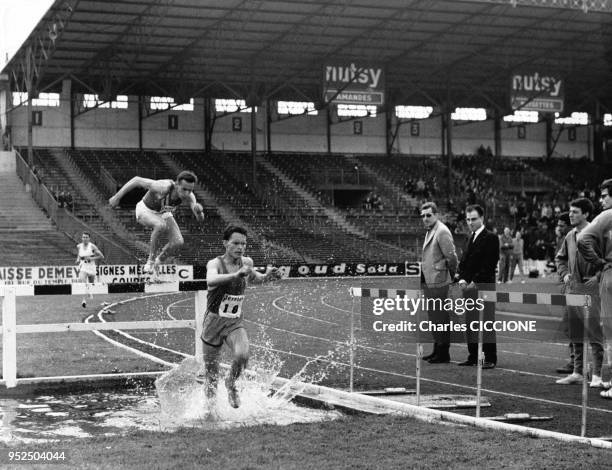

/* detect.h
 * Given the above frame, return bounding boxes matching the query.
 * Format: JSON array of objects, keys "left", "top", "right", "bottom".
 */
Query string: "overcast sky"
[{"left": 0, "top": 0, "right": 54, "bottom": 66}]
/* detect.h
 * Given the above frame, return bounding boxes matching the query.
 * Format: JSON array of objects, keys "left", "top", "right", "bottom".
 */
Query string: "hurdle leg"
[
  {"left": 416, "top": 343, "right": 422, "bottom": 406},
  {"left": 349, "top": 295, "right": 355, "bottom": 393},
  {"left": 581, "top": 304, "right": 590, "bottom": 437},
  {"left": 195, "top": 290, "right": 207, "bottom": 362},
  {"left": 476, "top": 304, "right": 484, "bottom": 418},
  {"left": 2, "top": 288, "right": 17, "bottom": 388}
]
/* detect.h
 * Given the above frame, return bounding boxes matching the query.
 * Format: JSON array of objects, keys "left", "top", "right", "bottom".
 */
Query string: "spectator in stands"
[
  {"left": 108, "top": 170, "right": 205, "bottom": 275},
  {"left": 415, "top": 177, "right": 426, "bottom": 196},
  {"left": 509, "top": 199, "right": 518, "bottom": 223},
  {"left": 555, "top": 198, "right": 604, "bottom": 387},
  {"left": 65, "top": 192, "right": 74, "bottom": 211},
  {"left": 1, "top": 130, "right": 9, "bottom": 150},
  {"left": 58, "top": 190, "right": 66, "bottom": 208},
  {"left": 363, "top": 192, "right": 373, "bottom": 210},
  {"left": 498, "top": 227, "right": 513, "bottom": 283},
  {"left": 372, "top": 193, "right": 383, "bottom": 211}
]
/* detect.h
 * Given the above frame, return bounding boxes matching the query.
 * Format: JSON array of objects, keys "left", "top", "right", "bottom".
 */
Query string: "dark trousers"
[
  {"left": 498, "top": 251, "right": 512, "bottom": 282},
  {"left": 422, "top": 284, "right": 451, "bottom": 358},
  {"left": 464, "top": 286, "right": 497, "bottom": 364}
]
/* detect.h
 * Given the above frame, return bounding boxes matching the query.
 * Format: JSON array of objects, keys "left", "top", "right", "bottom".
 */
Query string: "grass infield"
[{"left": 0, "top": 414, "right": 610, "bottom": 469}]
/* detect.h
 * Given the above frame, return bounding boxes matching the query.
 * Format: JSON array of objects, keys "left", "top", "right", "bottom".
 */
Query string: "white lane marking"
[
  {"left": 320, "top": 296, "right": 570, "bottom": 356},
  {"left": 88, "top": 293, "right": 189, "bottom": 366},
  {"left": 103, "top": 293, "right": 607, "bottom": 416},
  {"left": 247, "top": 344, "right": 612, "bottom": 415},
  {"left": 272, "top": 295, "right": 339, "bottom": 326},
  {"left": 166, "top": 299, "right": 564, "bottom": 380}
]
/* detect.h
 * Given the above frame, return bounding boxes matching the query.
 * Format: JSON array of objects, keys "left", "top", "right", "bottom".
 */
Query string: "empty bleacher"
[
  {"left": 0, "top": 170, "right": 75, "bottom": 266},
  {"left": 0, "top": 230, "right": 76, "bottom": 266}
]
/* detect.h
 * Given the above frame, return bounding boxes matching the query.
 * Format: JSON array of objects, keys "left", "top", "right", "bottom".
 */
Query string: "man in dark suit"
[
  {"left": 420, "top": 202, "right": 458, "bottom": 363},
  {"left": 456, "top": 204, "right": 499, "bottom": 368}
]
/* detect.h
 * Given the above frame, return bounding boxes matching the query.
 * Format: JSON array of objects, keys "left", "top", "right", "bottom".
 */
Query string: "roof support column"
[
  {"left": 137, "top": 95, "right": 143, "bottom": 151},
  {"left": 266, "top": 99, "right": 272, "bottom": 154},
  {"left": 593, "top": 100, "right": 603, "bottom": 163},
  {"left": 69, "top": 81, "right": 75, "bottom": 150},
  {"left": 441, "top": 103, "right": 453, "bottom": 189},
  {"left": 326, "top": 107, "right": 332, "bottom": 155},
  {"left": 203, "top": 97, "right": 212, "bottom": 156},
  {"left": 25, "top": 46, "right": 34, "bottom": 166},
  {"left": 385, "top": 104, "right": 393, "bottom": 157},
  {"left": 249, "top": 99, "right": 258, "bottom": 188},
  {"left": 446, "top": 106, "right": 453, "bottom": 189},
  {"left": 494, "top": 108, "right": 501, "bottom": 158},
  {"left": 545, "top": 114, "right": 553, "bottom": 159}
]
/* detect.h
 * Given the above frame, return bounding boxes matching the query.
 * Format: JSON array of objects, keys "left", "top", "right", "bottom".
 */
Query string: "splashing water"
[
  {"left": 272, "top": 342, "right": 348, "bottom": 402},
  {"left": 154, "top": 353, "right": 342, "bottom": 431}
]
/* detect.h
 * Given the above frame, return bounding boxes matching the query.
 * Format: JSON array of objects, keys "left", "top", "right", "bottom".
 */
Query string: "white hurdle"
[
  {"left": 0, "top": 281, "right": 207, "bottom": 388},
  {"left": 349, "top": 287, "right": 593, "bottom": 436}
]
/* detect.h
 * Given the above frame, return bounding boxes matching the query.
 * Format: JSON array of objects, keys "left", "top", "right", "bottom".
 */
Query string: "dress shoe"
[
  {"left": 422, "top": 351, "right": 437, "bottom": 361},
  {"left": 481, "top": 361, "right": 496, "bottom": 369},
  {"left": 556, "top": 363, "right": 574, "bottom": 374},
  {"left": 457, "top": 360, "right": 477, "bottom": 366},
  {"left": 427, "top": 355, "right": 450, "bottom": 364}
]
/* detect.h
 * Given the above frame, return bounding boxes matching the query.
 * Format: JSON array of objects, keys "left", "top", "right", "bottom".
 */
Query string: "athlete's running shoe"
[
  {"left": 143, "top": 259, "right": 154, "bottom": 274},
  {"left": 225, "top": 377, "right": 240, "bottom": 408}
]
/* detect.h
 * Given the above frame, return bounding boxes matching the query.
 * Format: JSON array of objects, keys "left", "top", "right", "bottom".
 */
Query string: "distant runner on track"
[{"left": 75, "top": 231, "right": 104, "bottom": 308}]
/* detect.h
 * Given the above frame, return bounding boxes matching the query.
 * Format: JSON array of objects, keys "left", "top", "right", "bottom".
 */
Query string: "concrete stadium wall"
[{"left": 6, "top": 93, "right": 590, "bottom": 158}]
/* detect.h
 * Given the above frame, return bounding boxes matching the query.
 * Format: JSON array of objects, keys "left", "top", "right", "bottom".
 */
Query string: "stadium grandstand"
[
  {"left": 3, "top": 0, "right": 612, "bottom": 466},
  {"left": 2, "top": 0, "right": 612, "bottom": 266}
]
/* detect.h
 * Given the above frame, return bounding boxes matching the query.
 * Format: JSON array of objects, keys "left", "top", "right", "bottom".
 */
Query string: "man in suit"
[
  {"left": 420, "top": 202, "right": 459, "bottom": 363},
  {"left": 456, "top": 204, "right": 499, "bottom": 369}
]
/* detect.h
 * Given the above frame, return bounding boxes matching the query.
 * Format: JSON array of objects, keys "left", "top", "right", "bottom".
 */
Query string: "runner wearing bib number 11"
[{"left": 198, "top": 225, "right": 282, "bottom": 408}]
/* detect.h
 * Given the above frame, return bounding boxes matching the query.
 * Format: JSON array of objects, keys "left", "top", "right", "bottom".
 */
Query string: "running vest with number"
[
  {"left": 142, "top": 182, "right": 182, "bottom": 213},
  {"left": 78, "top": 243, "right": 94, "bottom": 262},
  {"left": 207, "top": 256, "right": 247, "bottom": 318}
]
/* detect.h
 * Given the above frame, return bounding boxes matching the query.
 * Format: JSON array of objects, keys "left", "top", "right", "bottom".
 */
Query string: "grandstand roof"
[{"left": 4, "top": 0, "right": 612, "bottom": 112}]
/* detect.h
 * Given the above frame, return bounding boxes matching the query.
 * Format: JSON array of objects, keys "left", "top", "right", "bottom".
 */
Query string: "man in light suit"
[
  {"left": 420, "top": 202, "right": 459, "bottom": 363},
  {"left": 456, "top": 204, "right": 499, "bottom": 368}
]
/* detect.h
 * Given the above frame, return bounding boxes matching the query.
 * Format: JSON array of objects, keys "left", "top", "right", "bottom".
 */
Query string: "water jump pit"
[
  {"left": 0, "top": 356, "right": 499, "bottom": 444},
  {"left": 0, "top": 358, "right": 346, "bottom": 443}
]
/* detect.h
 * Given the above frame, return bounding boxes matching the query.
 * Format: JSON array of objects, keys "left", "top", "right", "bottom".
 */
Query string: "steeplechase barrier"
[
  {"left": 349, "top": 287, "right": 594, "bottom": 437},
  {"left": 0, "top": 281, "right": 207, "bottom": 389}
]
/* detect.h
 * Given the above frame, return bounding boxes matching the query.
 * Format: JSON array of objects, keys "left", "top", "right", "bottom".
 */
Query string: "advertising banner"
[{"left": 323, "top": 63, "right": 385, "bottom": 105}]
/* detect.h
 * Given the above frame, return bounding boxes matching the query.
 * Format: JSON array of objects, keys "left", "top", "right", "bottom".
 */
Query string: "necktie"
[{"left": 468, "top": 232, "right": 476, "bottom": 248}]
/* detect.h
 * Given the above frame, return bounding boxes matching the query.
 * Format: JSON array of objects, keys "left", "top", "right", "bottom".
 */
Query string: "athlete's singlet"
[
  {"left": 142, "top": 181, "right": 182, "bottom": 214},
  {"left": 207, "top": 256, "right": 247, "bottom": 318},
  {"left": 78, "top": 243, "right": 97, "bottom": 276}
]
